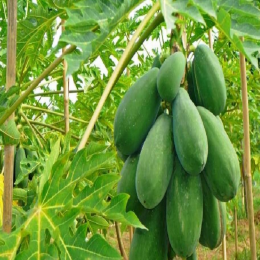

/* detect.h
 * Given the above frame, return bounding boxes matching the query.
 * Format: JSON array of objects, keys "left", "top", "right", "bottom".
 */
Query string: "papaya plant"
[{"left": 0, "top": 0, "right": 260, "bottom": 259}]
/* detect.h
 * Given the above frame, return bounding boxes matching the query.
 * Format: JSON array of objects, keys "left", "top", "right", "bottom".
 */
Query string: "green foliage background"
[{"left": 0, "top": 0, "right": 259, "bottom": 259}]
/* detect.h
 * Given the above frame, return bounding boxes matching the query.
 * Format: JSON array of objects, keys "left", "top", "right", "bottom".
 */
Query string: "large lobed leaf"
[
  {"left": 160, "top": 0, "right": 260, "bottom": 67},
  {"left": 0, "top": 141, "right": 144, "bottom": 259},
  {"left": 59, "top": 0, "right": 145, "bottom": 75}
]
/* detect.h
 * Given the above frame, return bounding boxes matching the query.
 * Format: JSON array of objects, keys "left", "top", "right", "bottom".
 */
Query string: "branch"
[
  {"left": 77, "top": 4, "right": 163, "bottom": 150},
  {"left": 0, "top": 45, "right": 76, "bottom": 126},
  {"left": 22, "top": 104, "right": 87, "bottom": 124},
  {"left": 29, "top": 89, "right": 84, "bottom": 97},
  {"left": 20, "top": 111, "right": 43, "bottom": 149},
  {"left": 26, "top": 120, "right": 79, "bottom": 140},
  {"left": 115, "top": 222, "right": 128, "bottom": 260}
]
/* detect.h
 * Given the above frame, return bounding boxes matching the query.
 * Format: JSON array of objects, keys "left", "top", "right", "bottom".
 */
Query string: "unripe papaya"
[
  {"left": 157, "top": 52, "right": 186, "bottom": 102},
  {"left": 114, "top": 68, "right": 161, "bottom": 155},
  {"left": 198, "top": 106, "right": 240, "bottom": 201},
  {"left": 192, "top": 45, "right": 226, "bottom": 115},
  {"left": 166, "top": 159, "right": 203, "bottom": 258},
  {"left": 136, "top": 113, "right": 174, "bottom": 209},
  {"left": 129, "top": 199, "right": 168, "bottom": 260},
  {"left": 200, "top": 175, "right": 226, "bottom": 249},
  {"left": 117, "top": 154, "right": 143, "bottom": 216},
  {"left": 172, "top": 88, "right": 208, "bottom": 175}
]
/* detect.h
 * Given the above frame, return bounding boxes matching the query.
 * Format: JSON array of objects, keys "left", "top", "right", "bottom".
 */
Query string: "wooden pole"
[
  {"left": 239, "top": 38, "right": 257, "bottom": 260},
  {"left": 115, "top": 222, "right": 128, "bottom": 260},
  {"left": 234, "top": 207, "right": 238, "bottom": 259},
  {"left": 222, "top": 234, "right": 227, "bottom": 260},
  {"left": 62, "top": 20, "right": 70, "bottom": 134},
  {"left": 3, "top": 0, "right": 17, "bottom": 233},
  {"left": 208, "top": 29, "right": 213, "bottom": 50}
]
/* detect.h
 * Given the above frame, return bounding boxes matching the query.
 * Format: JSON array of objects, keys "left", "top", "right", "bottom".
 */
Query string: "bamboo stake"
[
  {"left": 208, "top": 29, "right": 213, "bottom": 50},
  {"left": 222, "top": 234, "right": 227, "bottom": 260},
  {"left": 62, "top": 20, "right": 70, "bottom": 134},
  {"left": 115, "top": 222, "right": 128, "bottom": 260},
  {"left": 239, "top": 38, "right": 257, "bottom": 260},
  {"left": 235, "top": 207, "right": 238, "bottom": 259},
  {"left": 3, "top": 0, "right": 17, "bottom": 233},
  {"left": 77, "top": 4, "right": 162, "bottom": 150}
]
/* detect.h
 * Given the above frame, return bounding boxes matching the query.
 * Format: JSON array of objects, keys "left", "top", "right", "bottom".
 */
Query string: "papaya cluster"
[{"left": 114, "top": 44, "right": 240, "bottom": 259}]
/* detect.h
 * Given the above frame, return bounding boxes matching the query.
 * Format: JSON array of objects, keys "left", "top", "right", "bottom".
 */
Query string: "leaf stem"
[
  {"left": 0, "top": 45, "right": 76, "bottom": 126},
  {"left": 20, "top": 110, "right": 43, "bottom": 149},
  {"left": 25, "top": 120, "right": 80, "bottom": 140},
  {"left": 29, "top": 89, "right": 84, "bottom": 97},
  {"left": 22, "top": 104, "right": 87, "bottom": 124},
  {"left": 77, "top": 3, "right": 163, "bottom": 150}
]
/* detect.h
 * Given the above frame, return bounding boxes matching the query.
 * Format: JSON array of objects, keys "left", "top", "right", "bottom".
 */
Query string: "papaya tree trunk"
[
  {"left": 3, "top": 0, "right": 17, "bottom": 233},
  {"left": 239, "top": 38, "right": 257, "bottom": 260}
]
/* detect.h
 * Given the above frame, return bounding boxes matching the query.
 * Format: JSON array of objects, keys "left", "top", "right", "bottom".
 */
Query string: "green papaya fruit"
[
  {"left": 152, "top": 55, "right": 161, "bottom": 69},
  {"left": 197, "top": 106, "right": 240, "bottom": 201},
  {"left": 129, "top": 199, "right": 168, "bottom": 260},
  {"left": 187, "top": 251, "right": 197, "bottom": 260},
  {"left": 157, "top": 52, "right": 186, "bottom": 102},
  {"left": 172, "top": 88, "right": 208, "bottom": 175},
  {"left": 192, "top": 45, "right": 226, "bottom": 115},
  {"left": 114, "top": 68, "right": 161, "bottom": 155},
  {"left": 200, "top": 175, "right": 226, "bottom": 249},
  {"left": 136, "top": 114, "right": 174, "bottom": 209},
  {"left": 117, "top": 154, "right": 143, "bottom": 215},
  {"left": 14, "top": 148, "right": 27, "bottom": 188},
  {"left": 166, "top": 159, "right": 203, "bottom": 258}
]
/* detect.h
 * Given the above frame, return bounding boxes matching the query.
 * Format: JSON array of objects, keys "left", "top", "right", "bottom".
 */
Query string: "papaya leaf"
[
  {"left": 0, "top": 120, "right": 20, "bottom": 145},
  {"left": 59, "top": 0, "right": 145, "bottom": 75},
  {"left": 0, "top": 147, "right": 135, "bottom": 259}
]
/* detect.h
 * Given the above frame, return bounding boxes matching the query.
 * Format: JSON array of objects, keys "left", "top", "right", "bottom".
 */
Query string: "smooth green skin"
[
  {"left": 198, "top": 106, "right": 240, "bottom": 202},
  {"left": 193, "top": 45, "right": 227, "bottom": 115},
  {"left": 152, "top": 55, "right": 161, "bottom": 69},
  {"left": 157, "top": 52, "right": 186, "bottom": 102},
  {"left": 172, "top": 88, "right": 208, "bottom": 175},
  {"left": 136, "top": 114, "right": 174, "bottom": 209},
  {"left": 187, "top": 252, "right": 197, "bottom": 260},
  {"left": 114, "top": 68, "right": 161, "bottom": 155},
  {"left": 117, "top": 154, "right": 144, "bottom": 216},
  {"left": 166, "top": 159, "right": 203, "bottom": 258},
  {"left": 14, "top": 148, "right": 27, "bottom": 188},
  {"left": 200, "top": 175, "right": 226, "bottom": 249},
  {"left": 129, "top": 199, "right": 168, "bottom": 260}
]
